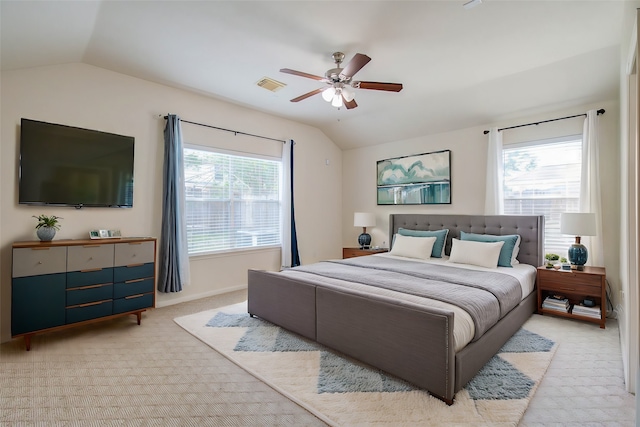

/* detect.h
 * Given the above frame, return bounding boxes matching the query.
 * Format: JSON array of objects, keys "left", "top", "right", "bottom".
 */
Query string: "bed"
[{"left": 247, "top": 214, "right": 544, "bottom": 404}]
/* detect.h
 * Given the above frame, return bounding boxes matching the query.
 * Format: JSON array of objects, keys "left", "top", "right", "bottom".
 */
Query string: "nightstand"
[
  {"left": 536, "top": 266, "right": 606, "bottom": 328},
  {"left": 343, "top": 247, "right": 388, "bottom": 259}
]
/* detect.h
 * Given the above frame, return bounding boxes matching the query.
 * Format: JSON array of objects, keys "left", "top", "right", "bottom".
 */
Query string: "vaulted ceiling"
[{"left": 0, "top": 1, "right": 626, "bottom": 149}]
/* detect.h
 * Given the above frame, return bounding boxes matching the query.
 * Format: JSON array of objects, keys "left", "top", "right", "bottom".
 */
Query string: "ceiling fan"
[{"left": 280, "top": 52, "right": 403, "bottom": 110}]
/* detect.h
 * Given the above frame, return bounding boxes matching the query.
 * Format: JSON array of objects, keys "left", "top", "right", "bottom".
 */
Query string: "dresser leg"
[
  {"left": 136, "top": 312, "right": 142, "bottom": 325},
  {"left": 24, "top": 334, "right": 32, "bottom": 351}
]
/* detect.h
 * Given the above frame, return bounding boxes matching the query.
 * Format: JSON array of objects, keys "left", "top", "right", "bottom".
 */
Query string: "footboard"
[
  {"left": 247, "top": 269, "right": 316, "bottom": 340},
  {"left": 248, "top": 268, "right": 458, "bottom": 403},
  {"left": 316, "top": 287, "right": 456, "bottom": 404}
]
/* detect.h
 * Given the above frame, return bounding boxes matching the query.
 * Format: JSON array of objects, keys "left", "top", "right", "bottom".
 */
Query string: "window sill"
[{"left": 188, "top": 245, "right": 281, "bottom": 260}]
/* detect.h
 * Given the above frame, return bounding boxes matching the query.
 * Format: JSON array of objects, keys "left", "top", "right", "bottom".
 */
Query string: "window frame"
[
  {"left": 183, "top": 143, "right": 283, "bottom": 257},
  {"left": 502, "top": 134, "right": 583, "bottom": 257}
]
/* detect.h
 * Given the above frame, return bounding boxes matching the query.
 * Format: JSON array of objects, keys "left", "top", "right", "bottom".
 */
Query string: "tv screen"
[{"left": 19, "top": 118, "right": 135, "bottom": 208}]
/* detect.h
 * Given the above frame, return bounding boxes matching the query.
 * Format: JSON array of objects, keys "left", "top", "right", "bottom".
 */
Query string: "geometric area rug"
[{"left": 174, "top": 302, "right": 557, "bottom": 427}]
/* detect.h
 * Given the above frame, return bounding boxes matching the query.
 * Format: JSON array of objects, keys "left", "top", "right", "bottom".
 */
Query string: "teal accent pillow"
[
  {"left": 398, "top": 228, "right": 449, "bottom": 258},
  {"left": 459, "top": 231, "right": 520, "bottom": 268}
]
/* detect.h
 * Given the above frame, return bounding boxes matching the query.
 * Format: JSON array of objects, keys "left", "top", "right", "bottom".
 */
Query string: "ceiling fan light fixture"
[
  {"left": 322, "top": 87, "right": 335, "bottom": 102},
  {"left": 342, "top": 86, "right": 355, "bottom": 102},
  {"left": 280, "top": 51, "right": 403, "bottom": 109},
  {"left": 331, "top": 92, "right": 343, "bottom": 108}
]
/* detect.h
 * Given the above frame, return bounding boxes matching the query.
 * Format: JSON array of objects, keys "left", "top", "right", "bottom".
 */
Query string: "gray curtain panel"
[{"left": 158, "top": 114, "right": 189, "bottom": 293}]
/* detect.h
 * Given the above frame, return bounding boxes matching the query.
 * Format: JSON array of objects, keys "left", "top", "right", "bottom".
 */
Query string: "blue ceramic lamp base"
[
  {"left": 568, "top": 239, "right": 588, "bottom": 271},
  {"left": 358, "top": 232, "right": 371, "bottom": 249}
]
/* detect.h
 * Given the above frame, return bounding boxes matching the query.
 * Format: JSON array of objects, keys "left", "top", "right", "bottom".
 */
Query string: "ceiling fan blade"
[
  {"left": 290, "top": 88, "right": 324, "bottom": 102},
  {"left": 342, "top": 96, "right": 358, "bottom": 110},
  {"left": 280, "top": 68, "right": 325, "bottom": 81},
  {"left": 340, "top": 53, "right": 371, "bottom": 79},
  {"left": 356, "top": 81, "right": 403, "bottom": 92}
]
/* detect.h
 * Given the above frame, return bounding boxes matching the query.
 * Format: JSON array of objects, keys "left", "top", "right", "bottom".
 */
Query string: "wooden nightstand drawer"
[
  {"left": 537, "top": 269, "right": 602, "bottom": 293},
  {"left": 343, "top": 247, "right": 388, "bottom": 259}
]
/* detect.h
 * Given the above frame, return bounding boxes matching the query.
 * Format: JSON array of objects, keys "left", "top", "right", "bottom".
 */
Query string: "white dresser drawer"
[
  {"left": 114, "top": 241, "right": 155, "bottom": 266},
  {"left": 12, "top": 247, "right": 67, "bottom": 278},
  {"left": 67, "top": 244, "right": 115, "bottom": 272}
]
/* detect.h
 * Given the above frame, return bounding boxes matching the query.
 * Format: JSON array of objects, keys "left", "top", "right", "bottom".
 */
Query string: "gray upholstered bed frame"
[{"left": 247, "top": 214, "right": 544, "bottom": 404}]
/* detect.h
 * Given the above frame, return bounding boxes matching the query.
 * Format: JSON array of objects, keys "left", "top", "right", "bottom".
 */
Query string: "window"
[
  {"left": 503, "top": 136, "right": 581, "bottom": 257},
  {"left": 183, "top": 146, "right": 282, "bottom": 255}
]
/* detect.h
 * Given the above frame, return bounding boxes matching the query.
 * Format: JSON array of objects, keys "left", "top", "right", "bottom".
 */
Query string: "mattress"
[{"left": 280, "top": 253, "right": 537, "bottom": 352}]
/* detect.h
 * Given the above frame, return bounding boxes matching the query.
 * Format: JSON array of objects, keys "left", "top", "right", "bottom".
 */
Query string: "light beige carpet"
[{"left": 175, "top": 302, "right": 558, "bottom": 427}]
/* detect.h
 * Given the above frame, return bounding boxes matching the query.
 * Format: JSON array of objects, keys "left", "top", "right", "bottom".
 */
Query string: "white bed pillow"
[
  {"left": 448, "top": 238, "right": 505, "bottom": 269},
  {"left": 389, "top": 234, "right": 437, "bottom": 261}
]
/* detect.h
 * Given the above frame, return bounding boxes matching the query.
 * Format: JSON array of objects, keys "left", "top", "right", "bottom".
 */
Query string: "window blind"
[
  {"left": 183, "top": 146, "right": 282, "bottom": 255},
  {"left": 503, "top": 137, "right": 582, "bottom": 257}
]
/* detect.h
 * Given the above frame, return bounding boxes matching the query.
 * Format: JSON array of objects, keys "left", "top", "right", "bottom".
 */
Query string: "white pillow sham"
[
  {"left": 448, "top": 238, "right": 505, "bottom": 269},
  {"left": 389, "top": 234, "right": 437, "bottom": 261}
]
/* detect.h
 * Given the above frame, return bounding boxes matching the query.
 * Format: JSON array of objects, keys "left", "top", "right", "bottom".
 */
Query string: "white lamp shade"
[
  {"left": 354, "top": 212, "right": 376, "bottom": 228},
  {"left": 322, "top": 87, "right": 335, "bottom": 102},
  {"left": 342, "top": 86, "right": 355, "bottom": 102},
  {"left": 560, "top": 212, "right": 596, "bottom": 236},
  {"left": 331, "top": 93, "right": 343, "bottom": 108}
]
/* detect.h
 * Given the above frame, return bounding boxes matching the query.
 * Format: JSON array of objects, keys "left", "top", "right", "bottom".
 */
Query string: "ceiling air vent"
[{"left": 256, "top": 77, "right": 286, "bottom": 92}]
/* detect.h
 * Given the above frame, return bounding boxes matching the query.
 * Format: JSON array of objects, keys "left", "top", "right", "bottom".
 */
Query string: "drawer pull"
[
  {"left": 31, "top": 247, "right": 50, "bottom": 251},
  {"left": 125, "top": 278, "right": 145, "bottom": 284},
  {"left": 83, "top": 245, "right": 102, "bottom": 248},
  {"left": 129, "top": 242, "right": 143, "bottom": 245},
  {"left": 80, "top": 268, "right": 103, "bottom": 273},
  {"left": 126, "top": 263, "right": 144, "bottom": 268},
  {"left": 68, "top": 283, "right": 111, "bottom": 291},
  {"left": 74, "top": 300, "right": 110, "bottom": 308},
  {"left": 125, "top": 294, "right": 145, "bottom": 299}
]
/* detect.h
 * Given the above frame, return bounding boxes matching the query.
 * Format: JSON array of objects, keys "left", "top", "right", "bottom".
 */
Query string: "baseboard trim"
[{"left": 155, "top": 284, "right": 247, "bottom": 308}]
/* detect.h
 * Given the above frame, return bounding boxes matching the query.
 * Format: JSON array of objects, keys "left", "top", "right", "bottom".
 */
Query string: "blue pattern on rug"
[
  {"left": 465, "top": 355, "right": 536, "bottom": 400},
  {"left": 499, "top": 328, "right": 555, "bottom": 353},
  {"left": 206, "top": 312, "right": 554, "bottom": 400},
  {"left": 318, "top": 352, "right": 416, "bottom": 393}
]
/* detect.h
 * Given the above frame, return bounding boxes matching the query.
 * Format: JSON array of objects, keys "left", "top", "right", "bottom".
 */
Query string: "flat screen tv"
[{"left": 19, "top": 118, "right": 135, "bottom": 208}]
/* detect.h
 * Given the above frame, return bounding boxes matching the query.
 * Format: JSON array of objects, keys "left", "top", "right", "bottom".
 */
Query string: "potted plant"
[
  {"left": 545, "top": 253, "right": 560, "bottom": 268},
  {"left": 33, "top": 214, "right": 62, "bottom": 241}
]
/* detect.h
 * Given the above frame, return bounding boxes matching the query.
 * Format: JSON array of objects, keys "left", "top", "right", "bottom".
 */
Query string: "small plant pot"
[{"left": 37, "top": 227, "right": 56, "bottom": 242}]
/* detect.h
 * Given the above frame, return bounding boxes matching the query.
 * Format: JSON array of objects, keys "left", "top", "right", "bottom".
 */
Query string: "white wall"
[
  {"left": 618, "top": 1, "right": 640, "bottom": 395},
  {"left": 0, "top": 63, "right": 343, "bottom": 343},
  {"left": 342, "top": 100, "right": 621, "bottom": 302}
]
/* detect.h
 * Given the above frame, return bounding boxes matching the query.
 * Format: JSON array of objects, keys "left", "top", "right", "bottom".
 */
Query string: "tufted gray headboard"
[{"left": 389, "top": 214, "right": 545, "bottom": 267}]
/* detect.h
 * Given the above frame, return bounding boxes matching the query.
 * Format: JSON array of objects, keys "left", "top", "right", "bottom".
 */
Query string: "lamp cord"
[{"left": 605, "top": 279, "right": 615, "bottom": 318}]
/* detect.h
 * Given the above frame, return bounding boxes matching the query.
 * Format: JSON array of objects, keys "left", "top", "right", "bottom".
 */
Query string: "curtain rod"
[
  {"left": 161, "top": 115, "right": 286, "bottom": 144},
  {"left": 482, "top": 108, "right": 605, "bottom": 135}
]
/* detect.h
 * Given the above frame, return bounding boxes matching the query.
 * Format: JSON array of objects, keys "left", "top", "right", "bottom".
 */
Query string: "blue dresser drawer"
[
  {"left": 113, "top": 293, "right": 153, "bottom": 314},
  {"left": 66, "top": 300, "right": 113, "bottom": 324},
  {"left": 113, "top": 278, "right": 154, "bottom": 299},
  {"left": 114, "top": 263, "right": 154, "bottom": 282},
  {"left": 67, "top": 268, "right": 113, "bottom": 289},
  {"left": 66, "top": 283, "right": 114, "bottom": 306}
]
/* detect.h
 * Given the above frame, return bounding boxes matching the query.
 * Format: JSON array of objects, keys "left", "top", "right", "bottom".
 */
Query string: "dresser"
[{"left": 12, "top": 237, "right": 156, "bottom": 350}]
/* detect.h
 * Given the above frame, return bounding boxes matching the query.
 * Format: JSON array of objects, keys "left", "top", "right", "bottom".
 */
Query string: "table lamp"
[
  {"left": 560, "top": 212, "right": 596, "bottom": 271},
  {"left": 354, "top": 212, "right": 375, "bottom": 249}
]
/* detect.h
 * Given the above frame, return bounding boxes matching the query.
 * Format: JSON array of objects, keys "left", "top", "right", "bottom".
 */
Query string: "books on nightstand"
[
  {"left": 542, "top": 295, "right": 570, "bottom": 313},
  {"left": 571, "top": 304, "right": 601, "bottom": 319}
]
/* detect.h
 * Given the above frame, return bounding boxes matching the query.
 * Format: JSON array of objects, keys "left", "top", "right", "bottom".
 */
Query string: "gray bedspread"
[{"left": 292, "top": 256, "right": 522, "bottom": 341}]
